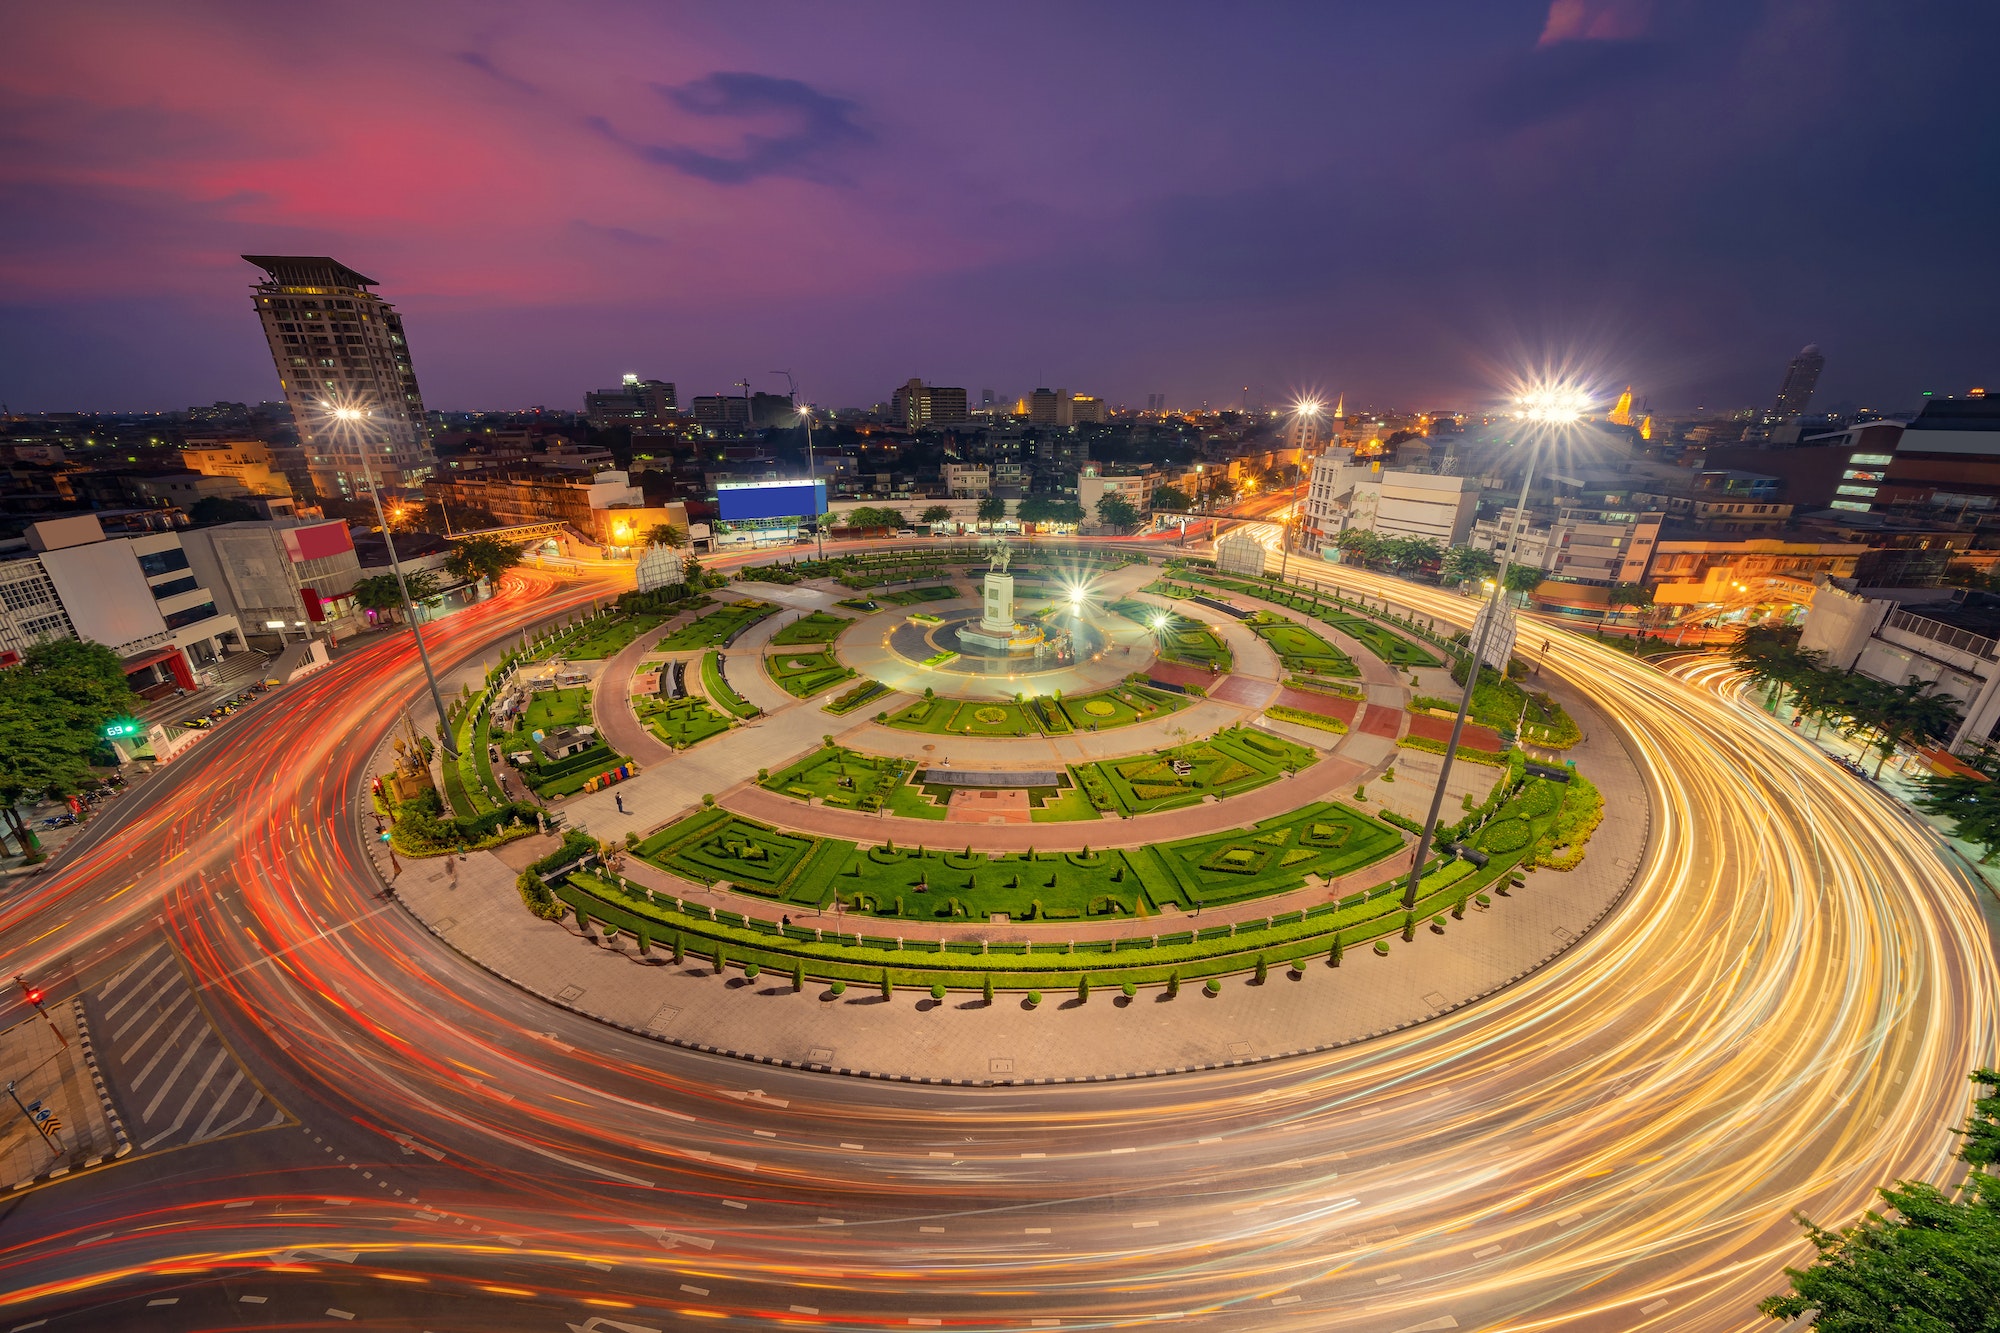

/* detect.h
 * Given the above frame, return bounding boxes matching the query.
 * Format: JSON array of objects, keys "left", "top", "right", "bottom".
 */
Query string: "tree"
[
  {"left": 1439, "top": 546, "right": 1498, "bottom": 588},
  {"left": 976, "top": 494, "right": 1007, "bottom": 531},
  {"left": 919, "top": 505, "right": 953, "bottom": 526},
  {"left": 446, "top": 535, "right": 524, "bottom": 584},
  {"left": 1607, "top": 583, "right": 1653, "bottom": 612},
  {"left": 351, "top": 570, "right": 441, "bottom": 619},
  {"left": 0, "top": 640, "right": 138, "bottom": 858},
  {"left": 644, "top": 523, "right": 687, "bottom": 549},
  {"left": 1504, "top": 564, "right": 1545, "bottom": 600},
  {"left": 1334, "top": 528, "right": 1384, "bottom": 566},
  {"left": 1382, "top": 536, "right": 1442, "bottom": 573},
  {"left": 1151, "top": 484, "right": 1191, "bottom": 513},
  {"left": 844, "top": 506, "right": 905, "bottom": 531},
  {"left": 188, "top": 496, "right": 261, "bottom": 526},
  {"left": 1014, "top": 496, "right": 1053, "bottom": 527},
  {"left": 1914, "top": 772, "right": 2000, "bottom": 857},
  {"left": 1761, "top": 1069, "right": 2000, "bottom": 1330},
  {"left": 1095, "top": 493, "right": 1141, "bottom": 533}
]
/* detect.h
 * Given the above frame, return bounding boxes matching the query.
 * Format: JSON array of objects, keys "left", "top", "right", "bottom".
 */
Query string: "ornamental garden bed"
[
  {"left": 520, "top": 741, "right": 633, "bottom": 800},
  {"left": 765, "top": 649, "right": 856, "bottom": 698},
  {"left": 1248, "top": 612, "right": 1360, "bottom": 676},
  {"left": 824, "top": 679, "right": 888, "bottom": 715},
  {"left": 770, "top": 611, "right": 852, "bottom": 646},
  {"left": 554, "top": 758, "right": 1593, "bottom": 990},
  {"left": 564, "top": 611, "right": 668, "bottom": 660},
  {"left": 521, "top": 686, "right": 593, "bottom": 733},
  {"left": 657, "top": 600, "right": 779, "bottom": 650},
  {"left": 634, "top": 695, "right": 732, "bottom": 749},
  {"left": 1421, "top": 663, "right": 1581, "bottom": 749},
  {"left": 1177, "top": 570, "right": 1443, "bottom": 668},
  {"left": 884, "top": 695, "right": 1039, "bottom": 737},
  {"left": 1070, "top": 725, "right": 1316, "bottom": 816},
  {"left": 700, "top": 651, "right": 760, "bottom": 719},
  {"left": 761, "top": 747, "right": 941, "bottom": 819}
]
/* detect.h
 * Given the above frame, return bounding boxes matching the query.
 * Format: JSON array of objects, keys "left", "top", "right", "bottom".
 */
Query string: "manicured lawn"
[
  {"left": 883, "top": 695, "right": 1039, "bottom": 737},
  {"left": 1056, "top": 684, "right": 1185, "bottom": 731},
  {"left": 1158, "top": 617, "right": 1232, "bottom": 671},
  {"left": 1131, "top": 802, "right": 1406, "bottom": 911},
  {"left": 522, "top": 687, "right": 592, "bottom": 733},
  {"left": 1319, "top": 611, "right": 1440, "bottom": 668},
  {"left": 877, "top": 584, "right": 960, "bottom": 605},
  {"left": 634, "top": 695, "right": 732, "bottom": 749},
  {"left": 636, "top": 808, "right": 850, "bottom": 903},
  {"left": 1266, "top": 704, "right": 1349, "bottom": 736},
  {"left": 765, "top": 649, "right": 856, "bottom": 698},
  {"left": 1418, "top": 667, "right": 1580, "bottom": 748},
  {"left": 658, "top": 600, "right": 779, "bottom": 650},
  {"left": 565, "top": 612, "right": 667, "bottom": 660},
  {"left": 1029, "top": 783, "right": 1101, "bottom": 823},
  {"left": 770, "top": 611, "right": 852, "bottom": 645},
  {"left": 762, "top": 747, "right": 942, "bottom": 819},
  {"left": 700, "top": 651, "right": 760, "bottom": 718},
  {"left": 1071, "top": 726, "right": 1317, "bottom": 816},
  {"left": 1249, "top": 613, "right": 1358, "bottom": 676}
]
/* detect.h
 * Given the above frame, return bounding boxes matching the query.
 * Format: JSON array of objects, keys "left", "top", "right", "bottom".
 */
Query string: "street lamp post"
[
  {"left": 1401, "top": 387, "right": 1586, "bottom": 912},
  {"left": 773, "top": 371, "right": 823, "bottom": 560},
  {"left": 326, "top": 404, "right": 458, "bottom": 758}
]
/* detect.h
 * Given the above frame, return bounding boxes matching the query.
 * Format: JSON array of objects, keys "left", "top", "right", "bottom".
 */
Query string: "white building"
[
  {"left": 1469, "top": 507, "right": 1664, "bottom": 585},
  {"left": 1303, "top": 454, "right": 1479, "bottom": 550},
  {"left": 942, "top": 464, "right": 991, "bottom": 498},
  {"left": 24, "top": 515, "right": 244, "bottom": 694},
  {"left": 1077, "top": 466, "right": 1154, "bottom": 530},
  {"left": 0, "top": 557, "right": 77, "bottom": 667},
  {"left": 1800, "top": 582, "right": 2000, "bottom": 754}
]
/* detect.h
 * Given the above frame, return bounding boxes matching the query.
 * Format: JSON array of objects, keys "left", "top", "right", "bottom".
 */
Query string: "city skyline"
[{"left": 2, "top": 2, "right": 1996, "bottom": 416}]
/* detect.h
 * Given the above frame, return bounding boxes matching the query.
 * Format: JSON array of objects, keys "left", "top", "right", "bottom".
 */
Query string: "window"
[
  {"left": 162, "top": 601, "right": 217, "bottom": 630},
  {"left": 136, "top": 548, "right": 190, "bottom": 577},
  {"left": 150, "top": 575, "right": 200, "bottom": 600},
  {"left": 1850, "top": 453, "right": 1894, "bottom": 466},
  {"left": 1836, "top": 485, "right": 1877, "bottom": 497}
]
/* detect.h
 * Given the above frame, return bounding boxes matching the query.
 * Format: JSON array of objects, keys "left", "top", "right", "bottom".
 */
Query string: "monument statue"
[{"left": 987, "top": 538, "right": 1011, "bottom": 574}]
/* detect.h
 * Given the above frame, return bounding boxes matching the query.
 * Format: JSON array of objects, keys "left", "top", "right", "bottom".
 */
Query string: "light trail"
[{"left": 0, "top": 549, "right": 1990, "bottom": 1330}]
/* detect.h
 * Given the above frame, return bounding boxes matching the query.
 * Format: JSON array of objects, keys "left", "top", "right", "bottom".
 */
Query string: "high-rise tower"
[
  {"left": 243, "top": 255, "right": 434, "bottom": 498},
  {"left": 1771, "top": 344, "right": 1825, "bottom": 419}
]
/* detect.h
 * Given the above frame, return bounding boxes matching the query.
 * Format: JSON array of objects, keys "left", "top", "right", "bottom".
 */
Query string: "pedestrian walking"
[{"left": 615, "top": 792, "right": 625, "bottom": 813}]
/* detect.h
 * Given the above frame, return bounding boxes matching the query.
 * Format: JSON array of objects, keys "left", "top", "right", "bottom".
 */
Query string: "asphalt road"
[{"left": 0, "top": 546, "right": 1993, "bottom": 1332}]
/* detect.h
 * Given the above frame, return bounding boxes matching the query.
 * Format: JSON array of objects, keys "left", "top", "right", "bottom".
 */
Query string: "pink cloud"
[{"left": 1538, "top": 0, "right": 1652, "bottom": 45}]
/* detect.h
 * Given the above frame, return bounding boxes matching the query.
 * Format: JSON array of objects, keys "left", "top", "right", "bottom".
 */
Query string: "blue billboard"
[{"left": 716, "top": 479, "right": 827, "bottom": 522}]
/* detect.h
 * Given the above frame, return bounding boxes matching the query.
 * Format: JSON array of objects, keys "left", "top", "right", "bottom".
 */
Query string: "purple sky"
[{"left": 2, "top": 0, "right": 1995, "bottom": 417}]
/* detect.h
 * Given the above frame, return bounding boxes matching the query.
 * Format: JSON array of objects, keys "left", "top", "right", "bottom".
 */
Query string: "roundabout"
[
  {"left": 2, "top": 540, "right": 1993, "bottom": 1333},
  {"left": 381, "top": 547, "right": 1648, "bottom": 1084}
]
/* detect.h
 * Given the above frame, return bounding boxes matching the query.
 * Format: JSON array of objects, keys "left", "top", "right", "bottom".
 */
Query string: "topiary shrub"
[
  {"left": 1373, "top": 939, "right": 1391, "bottom": 956},
  {"left": 1122, "top": 981, "right": 1137, "bottom": 999},
  {"left": 793, "top": 961, "right": 805, "bottom": 991},
  {"left": 744, "top": 961, "right": 761, "bottom": 980},
  {"left": 830, "top": 980, "right": 847, "bottom": 996},
  {"left": 930, "top": 982, "right": 946, "bottom": 1001},
  {"left": 1026, "top": 990, "right": 1042, "bottom": 1008},
  {"left": 1166, "top": 971, "right": 1181, "bottom": 998},
  {"left": 1204, "top": 978, "right": 1222, "bottom": 996},
  {"left": 1254, "top": 955, "right": 1268, "bottom": 984},
  {"left": 983, "top": 974, "right": 994, "bottom": 1005}
]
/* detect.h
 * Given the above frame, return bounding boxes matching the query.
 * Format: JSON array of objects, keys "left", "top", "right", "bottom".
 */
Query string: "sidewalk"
[{"left": 0, "top": 1001, "right": 122, "bottom": 1188}]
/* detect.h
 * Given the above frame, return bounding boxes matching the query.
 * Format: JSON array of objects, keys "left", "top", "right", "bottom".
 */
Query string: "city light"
[
  {"left": 1514, "top": 385, "right": 1591, "bottom": 424},
  {"left": 1293, "top": 397, "right": 1323, "bottom": 418}
]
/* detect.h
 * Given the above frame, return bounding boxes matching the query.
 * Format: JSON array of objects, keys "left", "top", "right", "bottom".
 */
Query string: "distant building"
[
  {"left": 584, "top": 375, "right": 677, "bottom": 429},
  {"left": 690, "top": 395, "right": 750, "bottom": 430},
  {"left": 0, "top": 558, "right": 76, "bottom": 667},
  {"left": 179, "top": 439, "right": 295, "bottom": 497},
  {"left": 891, "top": 379, "right": 969, "bottom": 428},
  {"left": 1829, "top": 395, "right": 2000, "bottom": 520},
  {"left": 1772, "top": 344, "right": 1826, "bottom": 419},
  {"left": 942, "top": 463, "right": 991, "bottom": 498},
  {"left": 1077, "top": 466, "right": 1153, "bottom": 529},
  {"left": 422, "top": 469, "right": 686, "bottom": 548},
  {"left": 1065, "top": 395, "right": 1104, "bottom": 425},
  {"left": 1028, "top": 388, "right": 1061, "bottom": 427},
  {"left": 242, "top": 255, "right": 433, "bottom": 498}
]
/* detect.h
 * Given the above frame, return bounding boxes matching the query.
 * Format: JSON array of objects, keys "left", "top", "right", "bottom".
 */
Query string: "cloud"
[
  {"left": 455, "top": 50, "right": 542, "bottom": 96},
  {"left": 593, "top": 71, "right": 871, "bottom": 185},
  {"left": 1538, "top": 0, "right": 1652, "bottom": 45},
  {"left": 1477, "top": 34, "right": 1672, "bottom": 129}
]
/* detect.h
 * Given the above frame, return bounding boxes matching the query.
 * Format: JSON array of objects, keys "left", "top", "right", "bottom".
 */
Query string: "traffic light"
[
  {"left": 14, "top": 975, "right": 42, "bottom": 1008},
  {"left": 101, "top": 717, "right": 141, "bottom": 739},
  {"left": 23, "top": 987, "right": 41, "bottom": 1007}
]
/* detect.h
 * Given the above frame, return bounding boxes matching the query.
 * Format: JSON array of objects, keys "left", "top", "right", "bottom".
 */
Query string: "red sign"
[{"left": 301, "top": 587, "right": 325, "bottom": 622}]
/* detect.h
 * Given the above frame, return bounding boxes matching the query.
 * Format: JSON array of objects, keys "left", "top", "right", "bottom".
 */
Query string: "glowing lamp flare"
[{"left": 1515, "top": 387, "right": 1591, "bottom": 424}]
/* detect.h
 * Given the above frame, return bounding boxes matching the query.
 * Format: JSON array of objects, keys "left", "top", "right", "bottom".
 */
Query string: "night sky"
[{"left": 2, "top": 1, "right": 1994, "bottom": 417}]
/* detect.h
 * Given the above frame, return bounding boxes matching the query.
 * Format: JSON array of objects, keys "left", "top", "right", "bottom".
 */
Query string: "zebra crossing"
[{"left": 89, "top": 943, "right": 288, "bottom": 1152}]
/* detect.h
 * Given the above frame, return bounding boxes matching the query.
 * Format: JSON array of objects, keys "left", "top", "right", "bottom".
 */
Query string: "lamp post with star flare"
[{"left": 1401, "top": 383, "right": 1589, "bottom": 912}]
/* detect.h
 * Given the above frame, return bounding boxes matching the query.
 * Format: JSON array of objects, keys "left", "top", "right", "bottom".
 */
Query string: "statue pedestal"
[{"left": 959, "top": 570, "right": 1044, "bottom": 655}]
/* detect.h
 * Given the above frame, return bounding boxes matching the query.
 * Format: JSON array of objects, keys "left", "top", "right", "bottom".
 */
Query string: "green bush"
[
  {"left": 1204, "top": 978, "right": 1221, "bottom": 996},
  {"left": 930, "top": 982, "right": 946, "bottom": 1000},
  {"left": 1026, "top": 990, "right": 1042, "bottom": 1008},
  {"left": 1373, "top": 939, "right": 1390, "bottom": 956}
]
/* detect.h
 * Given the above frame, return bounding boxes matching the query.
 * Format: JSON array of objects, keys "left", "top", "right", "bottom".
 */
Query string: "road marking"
[
  {"left": 722, "top": 1200, "right": 748, "bottom": 1210},
  {"left": 143, "top": 1046, "right": 228, "bottom": 1137},
  {"left": 1641, "top": 1299, "right": 1669, "bottom": 1314},
  {"left": 910, "top": 1321, "right": 942, "bottom": 1327},
  {"left": 147, "top": 1299, "right": 178, "bottom": 1306},
  {"left": 327, "top": 1311, "right": 354, "bottom": 1321},
  {"left": 839, "top": 1142, "right": 865, "bottom": 1151},
  {"left": 920, "top": 1226, "right": 945, "bottom": 1234},
  {"left": 929, "top": 1151, "right": 953, "bottom": 1158},
  {"left": 113, "top": 988, "right": 187, "bottom": 1047},
  {"left": 1472, "top": 1244, "right": 1503, "bottom": 1258},
  {"left": 1021, "top": 1152, "right": 1045, "bottom": 1159},
  {"left": 754, "top": 1130, "right": 777, "bottom": 1138},
  {"left": 76, "top": 1232, "right": 114, "bottom": 1246},
  {"left": 189, "top": 1069, "right": 247, "bottom": 1140},
  {"left": 9, "top": 1321, "right": 47, "bottom": 1330},
  {"left": 1271, "top": 1295, "right": 1302, "bottom": 1306},
  {"left": 239, "top": 1295, "right": 267, "bottom": 1304},
  {"left": 818, "top": 1217, "right": 843, "bottom": 1225},
  {"left": 681, "top": 1284, "right": 709, "bottom": 1295},
  {"left": 101, "top": 953, "right": 175, "bottom": 1019},
  {"left": 1554, "top": 1212, "right": 1582, "bottom": 1228},
  {"left": 127, "top": 1011, "right": 200, "bottom": 1093},
  {"left": 1375, "top": 1274, "right": 1403, "bottom": 1285},
  {"left": 224, "top": 1201, "right": 253, "bottom": 1209},
  {"left": 789, "top": 1305, "right": 818, "bottom": 1315},
  {"left": 1025, "top": 1227, "right": 1051, "bottom": 1235},
  {"left": 1197, "top": 1137, "right": 1221, "bottom": 1144},
  {"left": 1132, "top": 1219, "right": 1159, "bottom": 1228}
]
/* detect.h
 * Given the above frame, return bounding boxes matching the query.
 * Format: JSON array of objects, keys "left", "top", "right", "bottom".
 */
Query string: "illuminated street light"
[
  {"left": 1403, "top": 381, "right": 1591, "bottom": 912},
  {"left": 320, "top": 398, "right": 457, "bottom": 758}
]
